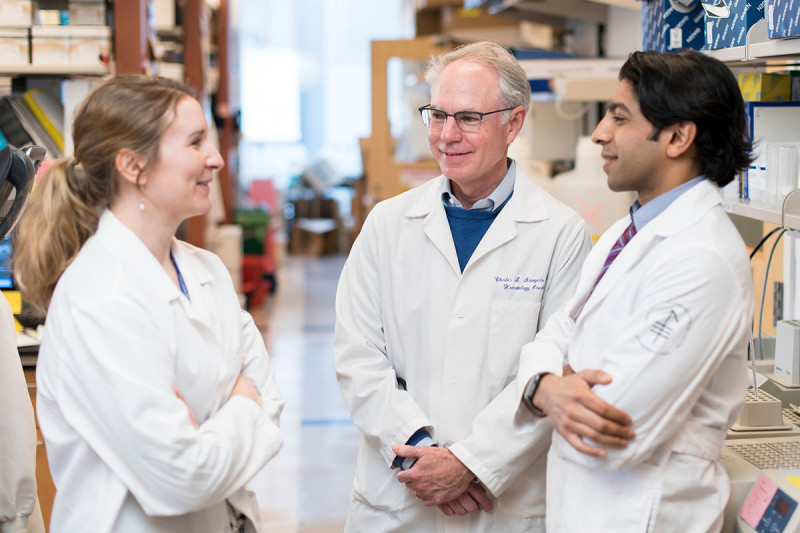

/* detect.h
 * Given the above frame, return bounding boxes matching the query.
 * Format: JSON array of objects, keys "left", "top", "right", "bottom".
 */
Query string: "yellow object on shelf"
[
  {"left": 3, "top": 290, "right": 23, "bottom": 331},
  {"left": 739, "top": 73, "right": 793, "bottom": 102}
]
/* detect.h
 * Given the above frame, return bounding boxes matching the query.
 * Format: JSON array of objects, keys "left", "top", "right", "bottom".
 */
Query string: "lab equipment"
[
  {"left": 733, "top": 389, "right": 791, "bottom": 432},
  {"left": 737, "top": 469, "right": 800, "bottom": 533},
  {"left": 776, "top": 320, "right": 800, "bottom": 387}
]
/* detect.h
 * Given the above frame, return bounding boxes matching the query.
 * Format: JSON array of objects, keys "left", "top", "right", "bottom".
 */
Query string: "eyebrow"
[
  {"left": 606, "top": 102, "right": 629, "bottom": 114},
  {"left": 188, "top": 128, "right": 206, "bottom": 138}
]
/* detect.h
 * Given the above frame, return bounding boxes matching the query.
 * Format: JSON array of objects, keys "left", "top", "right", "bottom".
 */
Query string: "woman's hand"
[
  {"left": 229, "top": 375, "right": 262, "bottom": 407},
  {"left": 173, "top": 387, "right": 198, "bottom": 428}
]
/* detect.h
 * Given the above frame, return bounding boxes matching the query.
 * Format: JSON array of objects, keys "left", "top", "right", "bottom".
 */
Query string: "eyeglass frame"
[{"left": 418, "top": 105, "right": 517, "bottom": 132}]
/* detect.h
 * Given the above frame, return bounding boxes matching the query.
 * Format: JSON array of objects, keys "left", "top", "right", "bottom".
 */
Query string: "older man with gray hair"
[{"left": 335, "top": 41, "right": 604, "bottom": 532}]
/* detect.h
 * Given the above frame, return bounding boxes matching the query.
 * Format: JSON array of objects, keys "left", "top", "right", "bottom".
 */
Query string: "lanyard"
[{"left": 170, "top": 251, "right": 190, "bottom": 301}]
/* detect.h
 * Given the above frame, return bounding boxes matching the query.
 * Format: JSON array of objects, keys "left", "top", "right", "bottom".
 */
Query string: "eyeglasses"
[{"left": 418, "top": 105, "right": 515, "bottom": 132}]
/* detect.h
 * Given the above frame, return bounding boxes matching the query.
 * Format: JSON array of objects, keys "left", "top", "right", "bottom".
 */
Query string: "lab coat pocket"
[
  {"left": 352, "top": 443, "right": 408, "bottom": 513},
  {"left": 487, "top": 299, "right": 541, "bottom": 378},
  {"left": 549, "top": 452, "right": 660, "bottom": 533}
]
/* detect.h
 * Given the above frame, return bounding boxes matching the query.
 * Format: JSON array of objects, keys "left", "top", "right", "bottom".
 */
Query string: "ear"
[
  {"left": 505, "top": 106, "right": 527, "bottom": 145},
  {"left": 663, "top": 121, "right": 697, "bottom": 159},
  {"left": 115, "top": 148, "right": 147, "bottom": 186}
]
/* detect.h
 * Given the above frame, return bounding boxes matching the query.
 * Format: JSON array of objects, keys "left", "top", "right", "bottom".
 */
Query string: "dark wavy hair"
[{"left": 619, "top": 50, "right": 754, "bottom": 187}]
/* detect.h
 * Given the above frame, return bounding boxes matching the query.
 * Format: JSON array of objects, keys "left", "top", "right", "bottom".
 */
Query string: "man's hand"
[
  {"left": 437, "top": 482, "right": 494, "bottom": 516},
  {"left": 392, "top": 445, "right": 475, "bottom": 506},
  {"left": 533, "top": 369, "right": 635, "bottom": 457}
]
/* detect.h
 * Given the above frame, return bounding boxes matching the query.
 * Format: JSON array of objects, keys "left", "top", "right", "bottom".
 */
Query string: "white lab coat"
[
  {"left": 36, "top": 210, "right": 284, "bottom": 533},
  {"left": 515, "top": 179, "right": 753, "bottom": 533},
  {"left": 0, "top": 296, "right": 45, "bottom": 533},
  {"left": 335, "top": 165, "right": 591, "bottom": 532}
]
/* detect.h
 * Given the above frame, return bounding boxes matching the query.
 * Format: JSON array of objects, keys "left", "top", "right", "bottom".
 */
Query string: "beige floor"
[{"left": 249, "top": 254, "right": 359, "bottom": 532}]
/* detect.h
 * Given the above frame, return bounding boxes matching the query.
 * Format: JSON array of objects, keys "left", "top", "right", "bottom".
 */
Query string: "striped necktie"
[{"left": 592, "top": 220, "right": 637, "bottom": 292}]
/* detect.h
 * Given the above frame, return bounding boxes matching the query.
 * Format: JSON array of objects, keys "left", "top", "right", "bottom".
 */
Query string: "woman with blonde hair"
[{"left": 14, "top": 75, "right": 284, "bottom": 533}]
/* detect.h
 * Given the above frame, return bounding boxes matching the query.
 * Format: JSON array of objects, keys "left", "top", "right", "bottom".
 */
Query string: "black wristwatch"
[{"left": 522, "top": 372, "right": 551, "bottom": 417}]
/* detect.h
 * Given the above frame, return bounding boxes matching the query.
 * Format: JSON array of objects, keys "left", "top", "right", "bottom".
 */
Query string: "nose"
[
  {"left": 206, "top": 143, "right": 225, "bottom": 170},
  {"left": 591, "top": 116, "right": 610, "bottom": 145},
  {"left": 439, "top": 116, "right": 462, "bottom": 143}
]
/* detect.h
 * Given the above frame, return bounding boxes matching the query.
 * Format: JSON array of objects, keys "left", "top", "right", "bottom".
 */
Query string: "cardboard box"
[
  {"left": 642, "top": 0, "right": 705, "bottom": 52},
  {"left": 766, "top": 0, "right": 800, "bottom": 38},
  {"left": 0, "top": 0, "right": 32, "bottom": 26},
  {"left": 739, "top": 73, "right": 793, "bottom": 101},
  {"left": 702, "top": 0, "right": 765, "bottom": 49}
]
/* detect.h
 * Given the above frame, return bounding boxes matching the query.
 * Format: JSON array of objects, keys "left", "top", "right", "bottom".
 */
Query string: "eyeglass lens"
[{"left": 421, "top": 109, "right": 484, "bottom": 132}]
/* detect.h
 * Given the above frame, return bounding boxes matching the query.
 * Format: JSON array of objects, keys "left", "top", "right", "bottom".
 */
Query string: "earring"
[{"left": 139, "top": 184, "right": 145, "bottom": 211}]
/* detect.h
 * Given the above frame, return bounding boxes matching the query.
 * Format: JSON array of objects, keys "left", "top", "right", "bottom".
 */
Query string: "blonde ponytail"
[{"left": 13, "top": 158, "right": 100, "bottom": 313}]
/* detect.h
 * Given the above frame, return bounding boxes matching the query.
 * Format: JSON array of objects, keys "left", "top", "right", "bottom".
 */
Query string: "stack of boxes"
[
  {"left": 642, "top": 0, "right": 705, "bottom": 52},
  {"left": 702, "top": 0, "right": 766, "bottom": 50},
  {"left": 766, "top": 0, "right": 800, "bottom": 38},
  {"left": 0, "top": 1, "right": 32, "bottom": 66},
  {"left": 0, "top": 0, "right": 110, "bottom": 69}
]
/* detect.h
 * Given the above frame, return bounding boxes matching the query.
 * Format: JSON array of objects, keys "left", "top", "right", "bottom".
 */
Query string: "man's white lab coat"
[
  {"left": 335, "top": 166, "right": 591, "bottom": 532},
  {"left": 517, "top": 179, "right": 753, "bottom": 532},
  {"left": 36, "top": 210, "right": 284, "bottom": 532}
]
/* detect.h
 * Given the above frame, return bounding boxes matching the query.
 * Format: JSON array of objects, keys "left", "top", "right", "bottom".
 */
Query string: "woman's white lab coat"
[
  {"left": 335, "top": 167, "right": 591, "bottom": 532},
  {"left": 36, "top": 210, "right": 284, "bottom": 533},
  {"left": 0, "top": 296, "right": 45, "bottom": 533},
  {"left": 517, "top": 179, "right": 753, "bottom": 532}
]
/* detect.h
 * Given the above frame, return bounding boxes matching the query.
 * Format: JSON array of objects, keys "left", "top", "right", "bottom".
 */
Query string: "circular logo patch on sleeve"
[{"left": 636, "top": 302, "right": 691, "bottom": 355}]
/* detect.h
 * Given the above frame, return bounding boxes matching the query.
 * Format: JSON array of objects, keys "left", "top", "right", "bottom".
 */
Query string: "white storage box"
[
  {"left": 0, "top": 0, "right": 32, "bottom": 27},
  {"left": 68, "top": 25, "right": 110, "bottom": 66},
  {"left": 0, "top": 28, "right": 29, "bottom": 65},
  {"left": 31, "top": 26, "right": 70, "bottom": 66},
  {"left": 68, "top": 1, "right": 105, "bottom": 25}
]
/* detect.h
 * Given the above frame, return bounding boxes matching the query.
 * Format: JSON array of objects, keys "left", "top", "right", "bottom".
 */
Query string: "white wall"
[{"left": 606, "top": 6, "right": 643, "bottom": 57}]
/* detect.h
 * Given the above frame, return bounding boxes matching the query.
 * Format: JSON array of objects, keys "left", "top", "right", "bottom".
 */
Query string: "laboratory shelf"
[
  {"left": 0, "top": 65, "right": 109, "bottom": 76},
  {"left": 722, "top": 198, "right": 783, "bottom": 226},
  {"left": 705, "top": 19, "right": 800, "bottom": 66},
  {"left": 722, "top": 192, "right": 800, "bottom": 231}
]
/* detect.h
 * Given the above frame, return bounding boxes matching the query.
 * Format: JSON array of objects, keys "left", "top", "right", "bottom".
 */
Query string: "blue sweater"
[{"left": 444, "top": 194, "right": 512, "bottom": 272}]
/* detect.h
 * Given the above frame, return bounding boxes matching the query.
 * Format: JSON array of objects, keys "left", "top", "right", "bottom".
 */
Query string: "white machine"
[
  {"left": 776, "top": 320, "right": 800, "bottom": 387},
  {"left": 736, "top": 468, "right": 800, "bottom": 533},
  {"left": 722, "top": 436, "right": 800, "bottom": 533},
  {"left": 722, "top": 391, "right": 800, "bottom": 532}
]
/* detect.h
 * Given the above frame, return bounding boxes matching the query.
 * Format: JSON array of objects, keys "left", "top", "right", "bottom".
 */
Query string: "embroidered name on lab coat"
[
  {"left": 494, "top": 276, "right": 545, "bottom": 293},
  {"left": 637, "top": 301, "right": 691, "bottom": 355}
]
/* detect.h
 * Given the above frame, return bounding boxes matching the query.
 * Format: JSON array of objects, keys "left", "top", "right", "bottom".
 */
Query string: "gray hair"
[{"left": 424, "top": 41, "right": 531, "bottom": 114}]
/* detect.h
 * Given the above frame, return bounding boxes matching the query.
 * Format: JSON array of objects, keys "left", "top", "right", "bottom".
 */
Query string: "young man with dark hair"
[{"left": 516, "top": 49, "right": 755, "bottom": 532}]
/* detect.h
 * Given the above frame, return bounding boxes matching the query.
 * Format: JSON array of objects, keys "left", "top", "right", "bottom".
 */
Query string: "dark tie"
[{"left": 592, "top": 221, "right": 637, "bottom": 292}]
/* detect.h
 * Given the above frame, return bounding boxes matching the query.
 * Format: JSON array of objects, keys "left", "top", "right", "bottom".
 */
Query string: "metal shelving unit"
[{"left": 707, "top": 18, "right": 800, "bottom": 230}]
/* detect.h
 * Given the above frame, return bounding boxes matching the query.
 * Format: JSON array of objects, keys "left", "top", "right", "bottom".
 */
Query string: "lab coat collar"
[
  {"left": 405, "top": 165, "right": 553, "bottom": 276},
  {"left": 646, "top": 178, "right": 719, "bottom": 238},
  {"left": 405, "top": 162, "right": 550, "bottom": 224},
  {"left": 580, "top": 179, "right": 721, "bottom": 315},
  {"left": 93, "top": 210, "right": 213, "bottom": 305}
]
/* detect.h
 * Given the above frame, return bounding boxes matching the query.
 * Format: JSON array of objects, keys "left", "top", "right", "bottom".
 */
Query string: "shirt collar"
[
  {"left": 630, "top": 176, "right": 705, "bottom": 230},
  {"left": 441, "top": 159, "right": 516, "bottom": 212}
]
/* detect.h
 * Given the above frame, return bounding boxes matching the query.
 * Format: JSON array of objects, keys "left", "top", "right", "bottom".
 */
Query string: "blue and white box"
[
  {"left": 766, "top": 0, "right": 800, "bottom": 38},
  {"left": 702, "top": 0, "right": 765, "bottom": 49},
  {"left": 642, "top": 0, "right": 706, "bottom": 52}
]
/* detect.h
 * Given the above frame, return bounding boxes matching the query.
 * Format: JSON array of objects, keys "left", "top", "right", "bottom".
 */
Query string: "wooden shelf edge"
[{"left": 0, "top": 65, "right": 110, "bottom": 76}]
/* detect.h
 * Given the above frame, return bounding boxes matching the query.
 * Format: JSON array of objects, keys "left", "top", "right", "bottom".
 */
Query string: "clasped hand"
[
  {"left": 392, "top": 444, "right": 493, "bottom": 516},
  {"left": 535, "top": 368, "right": 635, "bottom": 457}
]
